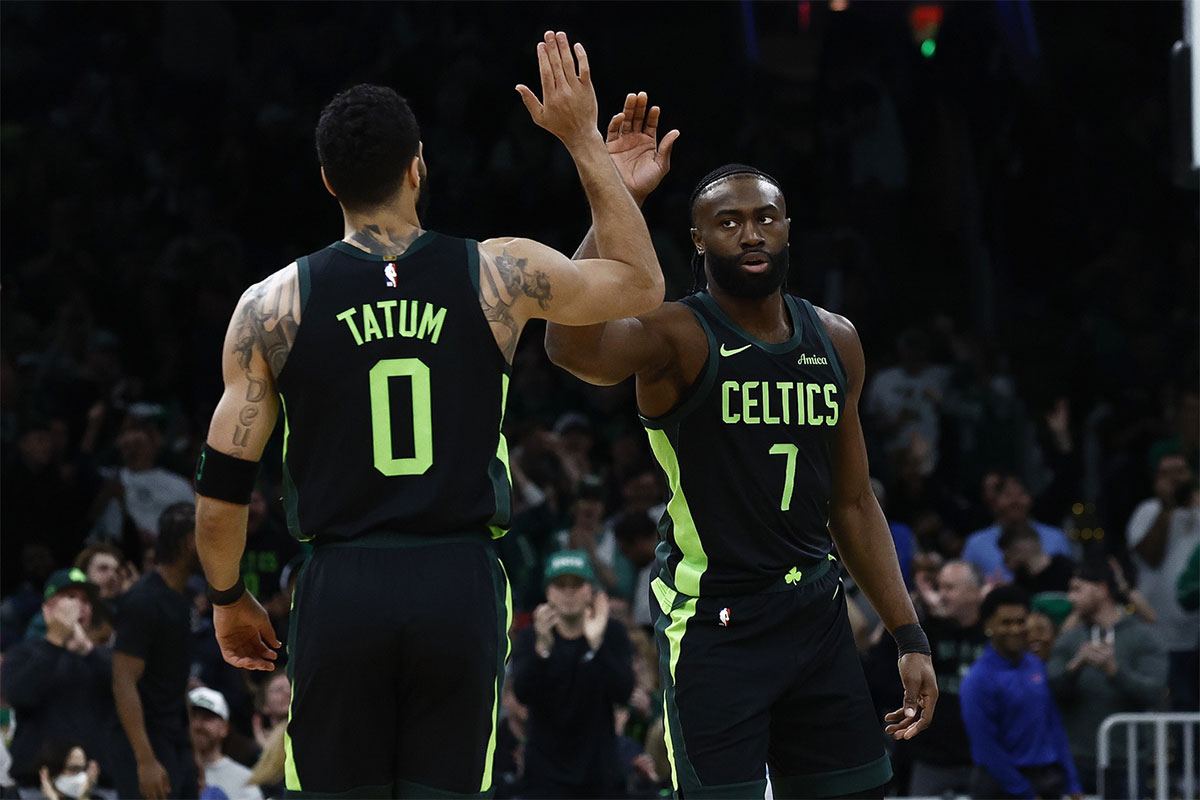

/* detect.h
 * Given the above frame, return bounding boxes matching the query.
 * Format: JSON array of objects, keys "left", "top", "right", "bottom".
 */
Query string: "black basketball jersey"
[
  {"left": 641, "top": 291, "right": 847, "bottom": 595},
  {"left": 274, "top": 234, "right": 512, "bottom": 543}
]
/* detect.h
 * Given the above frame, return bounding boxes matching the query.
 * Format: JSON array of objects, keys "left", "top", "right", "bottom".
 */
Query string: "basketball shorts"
[
  {"left": 284, "top": 532, "right": 511, "bottom": 798},
  {"left": 651, "top": 556, "right": 891, "bottom": 799}
]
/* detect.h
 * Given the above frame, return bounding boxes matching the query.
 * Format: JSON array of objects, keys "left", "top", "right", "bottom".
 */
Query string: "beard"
[{"left": 706, "top": 245, "right": 789, "bottom": 298}]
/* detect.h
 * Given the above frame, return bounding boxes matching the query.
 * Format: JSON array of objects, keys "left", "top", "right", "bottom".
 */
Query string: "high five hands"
[
  {"left": 604, "top": 92, "right": 680, "bottom": 204},
  {"left": 517, "top": 31, "right": 599, "bottom": 148}
]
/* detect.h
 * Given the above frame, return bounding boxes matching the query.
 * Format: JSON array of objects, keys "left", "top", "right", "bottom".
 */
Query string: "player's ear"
[
  {"left": 690, "top": 227, "right": 703, "bottom": 254},
  {"left": 320, "top": 167, "right": 337, "bottom": 198},
  {"left": 407, "top": 143, "right": 423, "bottom": 189}
]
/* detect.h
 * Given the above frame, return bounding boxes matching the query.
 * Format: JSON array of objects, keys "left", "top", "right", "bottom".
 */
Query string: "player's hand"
[
  {"left": 604, "top": 92, "right": 680, "bottom": 205},
  {"left": 516, "top": 31, "right": 599, "bottom": 148},
  {"left": 884, "top": 653, "right": 938, "bottom": 740},
  {"left": 213, "top": 591, "right": 281, "bottom": 671},
  {"left": 137, "top": 758, "right": 171, "bottom": 800},
  {"left": 584, "top": 590, "right": 609, "bottom": 651}
]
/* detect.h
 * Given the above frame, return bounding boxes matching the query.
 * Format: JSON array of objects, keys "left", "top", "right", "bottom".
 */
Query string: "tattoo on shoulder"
[
  {"left": 477, "top": 247, "right": 553, "bottom": 362},
  {"left": 229, "top": 270, "right": 298, "bottom": 449},
  {"left": 348, "top": 224, "right": 424, "bottom": 256}
]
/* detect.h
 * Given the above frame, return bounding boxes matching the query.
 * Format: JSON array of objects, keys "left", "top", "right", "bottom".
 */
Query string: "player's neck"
[
  {"left": 708, "top": 286, "right": 791, "bottom": 344},
  {"left": 341, "top": 202, "right": 423, "bottom": 257}
]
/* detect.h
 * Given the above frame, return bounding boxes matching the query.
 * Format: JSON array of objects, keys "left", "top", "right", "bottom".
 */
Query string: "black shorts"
[
  {"left": 651, "top": 557, "right": 891, "bottom": 799},
  {"left": 284, "top": 532, "right": 511, "bottom": 798}
]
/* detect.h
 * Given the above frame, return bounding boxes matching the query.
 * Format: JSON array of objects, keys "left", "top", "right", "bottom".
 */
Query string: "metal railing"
[{"left": 1097, "top": 712, "right": 1200, "bottom": 800}]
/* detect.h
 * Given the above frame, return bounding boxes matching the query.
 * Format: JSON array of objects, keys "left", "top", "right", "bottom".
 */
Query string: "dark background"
[{"left": 2, "top": 0, "right": 1197, "bottom": 586}]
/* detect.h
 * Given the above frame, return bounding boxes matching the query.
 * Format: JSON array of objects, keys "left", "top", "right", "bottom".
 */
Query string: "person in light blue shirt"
[
  {"left": 960, "top": 584, "right": 1082, "bottom": 799},
  {"left": 962, "top": 473, "right": 1071, "bottom": 582}
]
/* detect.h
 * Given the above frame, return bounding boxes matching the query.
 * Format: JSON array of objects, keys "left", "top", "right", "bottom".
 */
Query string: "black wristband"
[
  {"left": 893, "top": 623, "right": 931, "bottom": 657},
  {"left": 207, "top": 576, "right": 246, "bottom": 607},
  {"left": 195, "top": 444, "right": 259, "bottom": 505}
]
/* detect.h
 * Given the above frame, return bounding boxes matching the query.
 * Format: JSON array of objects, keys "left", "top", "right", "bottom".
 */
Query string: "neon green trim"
[
  {"left": 646, "top": 428, "right": 708, "bottom": 596},
  {"left": 489, "top": 374, "right": 512, "bottom": 539},
  {"left": 284, "top": 692, "right": 301, "bottom": 791},
  {"left": 480, "top": 559, "right": 513, "bottom": 791},
  {"left": 661, "top": 595, "right": 697, "bottom": 789}
]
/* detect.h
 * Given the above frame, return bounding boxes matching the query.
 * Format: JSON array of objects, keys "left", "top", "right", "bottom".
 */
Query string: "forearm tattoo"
[
  {"left": 478, "top": 247, "right": 552, "bottom": 362},
  {"left": 347, "top": 224, "right": 424, "bottom": 256},
  {"left": 229, "top": 271, "right": 299, "bottom": 454}
]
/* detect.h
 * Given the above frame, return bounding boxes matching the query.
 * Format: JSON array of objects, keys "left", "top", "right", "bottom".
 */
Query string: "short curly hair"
[{"left": 315, "top": 84, "right": 420, "bottom": 211}]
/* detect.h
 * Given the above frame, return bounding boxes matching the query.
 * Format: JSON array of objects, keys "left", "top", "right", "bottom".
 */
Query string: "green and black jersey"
[
  {"left": 642, "top": 292, "right": 847, "bottom": 596},
  {"left": 274, "top": 234, "right": 512, "bottom": 543}
]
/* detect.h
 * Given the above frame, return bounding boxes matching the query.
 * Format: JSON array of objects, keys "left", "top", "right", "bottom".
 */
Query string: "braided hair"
[{"left": 688, "top": 164, "right": 784, "bottom": 292}]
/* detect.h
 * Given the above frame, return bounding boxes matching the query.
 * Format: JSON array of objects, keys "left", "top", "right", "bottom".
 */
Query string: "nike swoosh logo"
[{"left": 719, "top": 344, "right": 753, "bottom": 356}]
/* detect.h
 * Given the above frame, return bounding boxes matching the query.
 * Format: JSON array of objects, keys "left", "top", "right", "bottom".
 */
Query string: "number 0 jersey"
[
  {"left": 642, "top": 292, "right": 847, "bottom": 595},
  {"left": 274, "top": 234, "right": 511, "bottom": 543}
]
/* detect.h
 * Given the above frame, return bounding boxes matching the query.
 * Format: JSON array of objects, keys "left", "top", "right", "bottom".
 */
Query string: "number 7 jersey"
[
  {"left": 641, "top": 292, "right": 847, "bottom": 596},
  {"left": 274, "top": 234, "right": 511, "bottom": 543}
]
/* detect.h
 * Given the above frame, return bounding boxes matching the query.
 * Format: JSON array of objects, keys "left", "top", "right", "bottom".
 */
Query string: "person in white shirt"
[
  {"left": 189, "top": 687, "right": 264, "bottom": 800},
  {"left": 1126, "top": 452, "right": 1200, "bottom": 711}
]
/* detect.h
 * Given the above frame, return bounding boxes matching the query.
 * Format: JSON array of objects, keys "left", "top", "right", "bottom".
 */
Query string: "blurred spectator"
[
  {"left": 1048, "top": 559, "right": 1167, "bottom": 796},
  {"left": 1026, "top": 610, "right": 1057, "bottom": 663},
  {"left": 869, "top": 560, "right": 987, "bottom": 797},
  {"left": 0, "top": 570, "right": 112, "bottom": 792},
  {"left": 960, "top": 584, "right": 1081, "bottom": 800},
  {"left": 249, "top": 674, "right": 289, "bottom": 755},
  {"left": 962, "top": 473, "right": 1072, "bottom": 583},
  {"left": 550, "top": 476, "right": 627, "bottom": 597},
  {"left": 1126, "top": 452, "right": 1200, "bottom": 711},
  {"left": 33, "top": 740, "right": 99, "bottom": 800},
  {"left": 865, "top": 328, "right": 948, "bottom": 475},
  {"left": 88, "top": 415, "right": 194, "bottom": 551},
  {"left": 870, "top": 478, "right": 915, "bottom": 587},
  {"left": 492, "top": 679, "right": 528, "bottom": 799},
  {"left": 1179, "top": 542, "right": 1200, "bottom": 612},
  {"left": 999, "top": 521, "right": 1075, "bottom": 595},
  {"left": 1, "top": 418, "right": 87, "bottom": 592},
  {"left": 237, "top": 490, "right": 300, "bottom": 613},
  {"left": 511, "top": 551, "right": 633, "bottom": 798},
  {"left": 72, "top": 543, "right": 130, "bottom": 603},
  {"left": 612, "top": 512, "right": 660, "bottom": 629},
  {"left": 245, "top": 723, "right": 285, "bottom": 800},
  {"left": 110, "top": 503, "right": 200, "bottom": 800},
  {"left": 188, "top": 687, "right": 263, "bottom": 800}
]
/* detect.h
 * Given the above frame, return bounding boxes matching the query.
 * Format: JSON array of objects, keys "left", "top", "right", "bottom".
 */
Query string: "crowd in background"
[{"left": 1, "top": 2, "right": 1197, "bottom": 798}]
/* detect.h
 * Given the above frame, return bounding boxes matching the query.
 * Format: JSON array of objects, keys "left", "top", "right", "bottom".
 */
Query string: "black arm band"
[
  {"left": 207, "top": 576, "right": 246, "bottom": 606},
  {"left": 893, "top": 623, "right": 931, "bottom": 657},
  {"left": 194, "top": 444, "right": 259, "bottom": 505}
]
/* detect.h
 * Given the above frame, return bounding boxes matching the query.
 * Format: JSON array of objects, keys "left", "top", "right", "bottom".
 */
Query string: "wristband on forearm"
[
  {"left": 207, "top": 576, "right": 246, "bottom": 607},
  {"left": 892, "top": 622, "right": 931, "bottom": 656}
]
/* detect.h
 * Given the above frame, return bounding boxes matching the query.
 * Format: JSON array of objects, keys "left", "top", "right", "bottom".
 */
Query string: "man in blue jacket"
[{"left": 960, "top": 584, "right": 1081, "bottom": 799}]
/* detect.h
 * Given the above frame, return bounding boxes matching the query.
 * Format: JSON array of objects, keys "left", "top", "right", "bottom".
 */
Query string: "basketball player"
[
  {"left": 193, "top": 32, "right": 665, "bottom": 797},
  {"left": 544, "top": 96, "right": 937, "bottom": 798}
]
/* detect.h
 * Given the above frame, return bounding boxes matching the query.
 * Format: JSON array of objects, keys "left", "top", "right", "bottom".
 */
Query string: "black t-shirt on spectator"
[
  {"left": 114, "top": 570, "right": 192, "bottom": 745},
  {"left": 1014, "top": 555, "right": 1076, "bottom": 595}
]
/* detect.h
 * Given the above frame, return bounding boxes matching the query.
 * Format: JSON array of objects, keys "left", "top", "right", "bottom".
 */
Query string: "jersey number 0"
[{"left": 368, "top": 358, "right": 433, "bottom": 476}]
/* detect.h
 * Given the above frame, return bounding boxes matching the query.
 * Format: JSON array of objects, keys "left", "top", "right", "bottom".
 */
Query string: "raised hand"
[
  {"left": 605, "top": 92, "right": 680, "bottom": 204},
  {"left": 533, "top": 602, "right": 560, "bottom": 655},
  {"left": 516, "top": 31, "right": 599, "bottom": 148},
  {"left": 213, "top": 591, "right": 281, "bottom": 671},
  {"left": 884, "top": 652, "right": 938, "bottom": 740},
  {"left": 583, "top": 590, "right": 610, "bottom": 651}
]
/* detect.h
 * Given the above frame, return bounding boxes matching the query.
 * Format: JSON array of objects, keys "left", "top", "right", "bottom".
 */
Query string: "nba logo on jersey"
[
  {"left": 384, "top": 263, "right": 398, "bottom": 288},
  {"left": 718, "top": 607, "right": 731, "bottom": 627}
]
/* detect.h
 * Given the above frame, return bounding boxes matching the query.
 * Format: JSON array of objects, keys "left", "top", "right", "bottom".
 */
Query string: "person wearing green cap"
[
  {"left": 0, "top": 568, "right": 111, "bottom": 792},
  {"left": 511, "top": 550, "right": 633, "bottom": 796}
]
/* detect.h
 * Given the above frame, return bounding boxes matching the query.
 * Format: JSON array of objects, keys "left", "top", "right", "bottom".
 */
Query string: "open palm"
[{"left": 605, "top": 92, "right": 680, "bottom": 203}]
